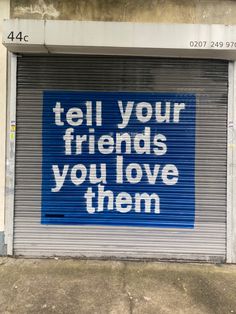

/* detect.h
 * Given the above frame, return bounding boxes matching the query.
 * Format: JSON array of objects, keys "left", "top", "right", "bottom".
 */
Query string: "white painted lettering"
[
  {"left": 135, "top": 193, "right": 160, "bottom": 213},
  {"left": 116, "top": 192, "right": 132, "bottom": 213},
  {"left": 66, "top": 107, "right": 83, "bottom": 126},
  {"left": 84, "top": 187, "right": 96, "bottom": 214},
  {"left": 51, "top": 165, "right": 69, "bottom": 192},
  {"left": 162, "top": 164, "right": 179, "bottom": 185},
  {"left": 173, "top": 103, "right": 185, "bottom": 123},
  {"left": 53, "top": 102, "right": 64, "bottom": 126},
  {"left": 117, "top": 101, "right": 134, "bottom": 129},
  {"left": 71, "top": 164, "right": 87, "bottom": 185}
]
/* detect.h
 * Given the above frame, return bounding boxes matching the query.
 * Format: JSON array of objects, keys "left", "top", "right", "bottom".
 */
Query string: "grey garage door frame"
[{"left": 7, "top": 54, "right": 229, "bottom": 261}]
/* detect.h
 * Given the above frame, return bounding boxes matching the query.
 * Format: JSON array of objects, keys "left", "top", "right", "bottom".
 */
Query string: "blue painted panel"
[{"left": 41, "top": 91, "right": 195, "bottom": 228}]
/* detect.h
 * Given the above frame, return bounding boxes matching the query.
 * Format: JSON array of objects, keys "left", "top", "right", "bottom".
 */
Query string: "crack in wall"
[{"left": 122, "top": 262, "right": 134, "bottom": 314}]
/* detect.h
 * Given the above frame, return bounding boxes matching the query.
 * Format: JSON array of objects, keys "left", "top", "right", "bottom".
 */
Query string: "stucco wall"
[
  {"left": 0, "top": 0, "right": 10, "bottom": 234},
  {"left": 10, "top": 0, "right": 236, "bottom": 24}
]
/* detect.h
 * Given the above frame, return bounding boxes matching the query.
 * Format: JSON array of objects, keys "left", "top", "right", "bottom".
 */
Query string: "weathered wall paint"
[
  {"left": 0, "top": 0, "right": 10, "bottom": 234},
  {"left": 10, "top": 0, "right": 236, "bottom": 24}
]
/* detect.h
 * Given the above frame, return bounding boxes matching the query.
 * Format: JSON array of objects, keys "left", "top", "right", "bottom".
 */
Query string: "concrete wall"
[
  {"left": 0, "top": 0, "right": 10, "bottom": 253},
  {"left": 3, "top": 0, "right": 236, "bottom": 260},
  {"left": 10, "top": 0, "right": 236, "bottom": 24}
]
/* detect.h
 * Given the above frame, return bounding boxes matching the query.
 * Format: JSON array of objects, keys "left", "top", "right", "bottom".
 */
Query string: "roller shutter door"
[{"left": 14, "top": 55, "right": 228, "bottom": 261}]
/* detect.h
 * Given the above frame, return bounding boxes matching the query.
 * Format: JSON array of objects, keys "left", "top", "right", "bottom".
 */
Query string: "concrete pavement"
[{"left": 0, "top": 258, "right": 236, "bottom": 314}]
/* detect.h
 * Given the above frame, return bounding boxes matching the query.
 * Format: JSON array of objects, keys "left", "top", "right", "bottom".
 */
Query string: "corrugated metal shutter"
[{"left": 14, "top": 55, "right": 228, "bottom": 261}]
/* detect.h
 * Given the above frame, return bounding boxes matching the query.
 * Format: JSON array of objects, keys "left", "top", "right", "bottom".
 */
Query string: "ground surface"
[{"left": 0, "top": 258, "right": 236, "bottom": 314}]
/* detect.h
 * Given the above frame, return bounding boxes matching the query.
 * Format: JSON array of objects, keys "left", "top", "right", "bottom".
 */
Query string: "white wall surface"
[
  {"left": 0, "top": 0, "right": 10, "bottom": 232},
  {"left": 3, "top": 20, "right": 236, "bottom": 59}
]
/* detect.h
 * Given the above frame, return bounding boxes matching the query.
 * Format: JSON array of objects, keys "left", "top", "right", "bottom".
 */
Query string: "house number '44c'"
[{"left": 7, "top": 31, "right": 29, "bottom": 42}]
